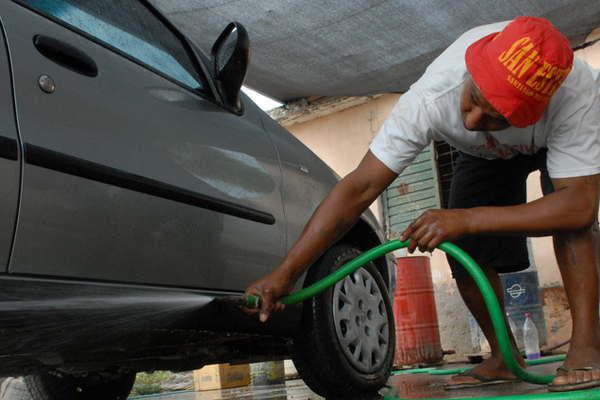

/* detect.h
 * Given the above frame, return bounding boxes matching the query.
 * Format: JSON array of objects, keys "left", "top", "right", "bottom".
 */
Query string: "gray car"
[{"left": 0, "top": 1, "right": 396, "bottom": 398}]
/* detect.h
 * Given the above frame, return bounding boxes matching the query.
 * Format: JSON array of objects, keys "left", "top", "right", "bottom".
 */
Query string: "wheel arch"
[{"left": 339, "top": 216, "right": 395, "bottom": 296}]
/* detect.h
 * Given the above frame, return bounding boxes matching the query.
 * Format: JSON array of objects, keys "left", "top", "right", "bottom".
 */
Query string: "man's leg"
[
  {"left": 449, "top": 266, "right": 525, "bottom": 384},
  {"left": 446, "top": 152, "right": 530, "bottom": 386},
  {"left": 550, "top": 226, "right": 600, "bottom": 388}
]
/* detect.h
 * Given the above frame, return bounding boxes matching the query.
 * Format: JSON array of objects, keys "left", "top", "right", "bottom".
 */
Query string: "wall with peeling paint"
[{"left": 578, "top": 28, "right": 600, "bottom": 68}]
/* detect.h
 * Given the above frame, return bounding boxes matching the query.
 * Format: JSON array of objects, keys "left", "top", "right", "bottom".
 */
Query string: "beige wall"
[
  {"left": 285, "top": 94, "right": 401, "bottom": 222},
  {"left": 579, "top": 28, "right": 600, "bottom": 68}
]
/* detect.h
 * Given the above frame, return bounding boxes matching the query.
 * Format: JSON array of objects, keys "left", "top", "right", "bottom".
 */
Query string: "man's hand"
[
  {"left": 243, "top": 150, "right": 398, "bottom": 323},
  {"left": 400, "top": 209, "right": 472, "bottom": 252},
  {"left": 244, "top": 269, "right": 295, "bottom": 323}
]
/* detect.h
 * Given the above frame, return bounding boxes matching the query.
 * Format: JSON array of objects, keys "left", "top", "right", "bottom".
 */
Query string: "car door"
[
  {"left": 2, "top": 0, "right": 285, "bottom": 291},
  {"left": 0, "top": 18, "right": 20, "bottom": 273}
]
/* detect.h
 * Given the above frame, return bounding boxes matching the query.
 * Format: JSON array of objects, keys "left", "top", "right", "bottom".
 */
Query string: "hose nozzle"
[{"left": 242, "top": 294, "right": 261, "bottom": 309}]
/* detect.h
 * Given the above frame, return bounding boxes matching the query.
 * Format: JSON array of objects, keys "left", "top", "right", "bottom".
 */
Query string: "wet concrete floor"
[
  {"left": 385, "top": 361, "right": 560, "bottom": 399},
  {"left": 128, "top": 379, "right": 321, "bottom": 399},
  {"left": 129, "top": 361, "right": 563, "bottom": 399}
]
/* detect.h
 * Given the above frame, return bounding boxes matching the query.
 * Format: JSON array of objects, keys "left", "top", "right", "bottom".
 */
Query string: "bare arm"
[
  {"left": 401, "top": 174, "right": 600, "bottom": 252},
  {"left": 467, "top": 175, "right": 599, "bottom": 235},
  {"left": 245, "top": 150, "right": 398, "bottom": 321},
  {"left": 278, "top": 151, "right": 398, "bottom": 281}
]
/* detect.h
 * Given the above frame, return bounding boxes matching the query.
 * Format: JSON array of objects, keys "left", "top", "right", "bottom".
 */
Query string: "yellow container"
[{"left": 193, "top": 363, "right": 250, "bottom": 391}]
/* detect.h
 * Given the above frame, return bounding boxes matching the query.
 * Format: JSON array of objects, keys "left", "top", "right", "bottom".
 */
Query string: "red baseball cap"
[{"left": 465, "top": 17, "right": 573, "bottom": 128}]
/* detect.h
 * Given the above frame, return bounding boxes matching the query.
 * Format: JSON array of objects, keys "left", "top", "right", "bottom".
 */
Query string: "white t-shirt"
[{"left": 370, "top": 21, "right": 600, "bottom": 179}]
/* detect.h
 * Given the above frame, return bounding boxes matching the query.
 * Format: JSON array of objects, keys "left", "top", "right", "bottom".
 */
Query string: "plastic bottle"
[
  {"left": 507, "top": 312, "right": 521, "bottom": 348},
  {"left": 523, "top": 312, "right": 541, "bottom": 360},
  {"left": 507, "top": 312, "right": 517, "bottom": 336},
  {"left": 479, "top": 332, "right": 491, "bottom": 354}
]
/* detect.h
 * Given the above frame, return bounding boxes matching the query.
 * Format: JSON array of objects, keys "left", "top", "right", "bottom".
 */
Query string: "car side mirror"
[{"left": 211, "top": 22, "right": 249, "bottom": 113}]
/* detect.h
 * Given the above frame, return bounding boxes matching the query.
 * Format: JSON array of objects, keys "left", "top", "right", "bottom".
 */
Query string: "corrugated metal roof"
[{"left": 152, "top": 0, "right": 600, "bottom": 101}]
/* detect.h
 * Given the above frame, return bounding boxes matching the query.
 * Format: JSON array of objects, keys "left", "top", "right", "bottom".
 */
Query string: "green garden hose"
[
  {"left": 244, "top": 239, "right": 600, "bottom": 399},
  {"left": 417, "top": 355, "right": 567, "bottom": 376},
  {"left": 383, "top": 389, "right": 600, "bottom": 400},
  {"left": 392, "top": 355, "right": 567, "bottom": 376},
  {"left": 245, "top": 240, "right": 550, "bottom": 383}
]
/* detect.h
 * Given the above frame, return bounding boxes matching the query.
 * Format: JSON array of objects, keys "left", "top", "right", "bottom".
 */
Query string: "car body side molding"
[
  {"left": 24, "top": 143, "right": 276, "bottom": 225},
  {"left": 0, "top": 136, "right": 18, "bottom": 161}
]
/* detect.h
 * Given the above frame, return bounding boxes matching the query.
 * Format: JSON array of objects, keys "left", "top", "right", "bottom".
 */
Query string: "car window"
[{"left": 22, "top": 0, "right": 205, "bottom": 91}]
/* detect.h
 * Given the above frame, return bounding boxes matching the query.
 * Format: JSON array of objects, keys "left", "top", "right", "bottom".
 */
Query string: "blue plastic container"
[{"left": 500, "top": 271, "right": 547, "bottom": 346}]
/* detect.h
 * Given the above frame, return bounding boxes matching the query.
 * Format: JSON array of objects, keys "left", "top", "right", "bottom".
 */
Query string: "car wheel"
[
  {"left": 22, "top": 371, "right": 135, "bottom": 400},
  {"left": 291, "top": 244, "right": 395, "bottom": 399}
]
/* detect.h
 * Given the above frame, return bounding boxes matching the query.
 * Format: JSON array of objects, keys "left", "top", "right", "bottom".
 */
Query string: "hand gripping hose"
[{"left": 246, "top": 239, "right": 551, "bottom": 383}]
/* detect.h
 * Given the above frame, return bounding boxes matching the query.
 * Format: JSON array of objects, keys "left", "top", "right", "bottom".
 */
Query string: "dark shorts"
[{"left": 447, "top": 150, "right": 554, "bottom": 280}]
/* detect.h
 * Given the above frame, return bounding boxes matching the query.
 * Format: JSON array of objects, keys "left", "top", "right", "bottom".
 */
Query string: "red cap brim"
[{"left": 465, "top": 33, "right": 547, "bottom": 128}]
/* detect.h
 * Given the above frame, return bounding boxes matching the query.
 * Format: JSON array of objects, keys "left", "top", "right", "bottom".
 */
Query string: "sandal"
[
  {"left": 445, "top": 370, "right": 519, "bottom": 390},
  {"left": 548, "top": 365, "right": 600, "bottom": 392}
]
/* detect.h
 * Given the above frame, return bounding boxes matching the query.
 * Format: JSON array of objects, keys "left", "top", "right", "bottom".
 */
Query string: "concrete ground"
[
  {"left": 127, "top": 360, "right": 567, "bottom": 399},
  {"left": 128, "top": 379, "right": 321, "bottom": 399},
  {"left": 385, "top": 361, "right": 561, "bottom": 399}
]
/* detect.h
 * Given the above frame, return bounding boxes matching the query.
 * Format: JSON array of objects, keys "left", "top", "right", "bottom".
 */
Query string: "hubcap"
[{"left": 332, "top": 269, "right": 390, "bottom": 373}]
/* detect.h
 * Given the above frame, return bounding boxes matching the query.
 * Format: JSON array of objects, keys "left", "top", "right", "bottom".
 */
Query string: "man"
[{"left": 245, "top": 17, "right": 600, "bottom": 392}]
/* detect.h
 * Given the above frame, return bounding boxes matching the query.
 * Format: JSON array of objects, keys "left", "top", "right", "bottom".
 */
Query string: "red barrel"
[{"left": 393, "top": 256, "right": 443, "bottom": 367}]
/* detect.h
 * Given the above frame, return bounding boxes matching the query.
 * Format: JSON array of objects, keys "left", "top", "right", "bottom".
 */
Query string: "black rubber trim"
[
  {"left": 33, "top": 35, "right": 98, "bottom": 77},
  {"left": 24, "top": 144, "right": 275, "bottom": 225},
  {"left": 0, "top": 136, "right": 18, "bottom": 161}
]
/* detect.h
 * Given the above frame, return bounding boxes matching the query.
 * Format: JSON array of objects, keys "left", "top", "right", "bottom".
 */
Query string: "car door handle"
[{"left": 33, "top": 35, "right": 98, "bottom": 77}]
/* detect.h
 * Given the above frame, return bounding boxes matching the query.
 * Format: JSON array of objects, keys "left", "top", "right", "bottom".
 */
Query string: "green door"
[{"left": 385, "top": 144, "right": 441, "bottom": 238}]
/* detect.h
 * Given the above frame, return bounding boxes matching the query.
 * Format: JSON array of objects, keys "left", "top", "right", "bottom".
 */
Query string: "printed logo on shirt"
[
  {"left": 470, "top": 133, "right": 538, "bottom": 158},
  {"left": 498, "top": 37, "right": 571, "bottom": 102}
]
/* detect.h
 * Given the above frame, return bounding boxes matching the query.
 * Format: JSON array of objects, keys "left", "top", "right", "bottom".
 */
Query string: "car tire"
[
  {"left": 291, "top": 244, "right": 395, "bottom": 399},
  {"left": 21, "top": 371, "right": 135, "bottom": 400}
]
